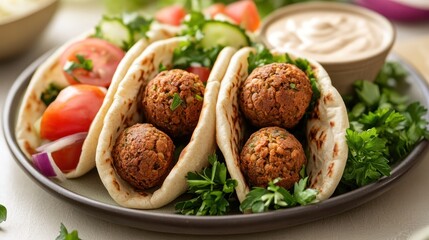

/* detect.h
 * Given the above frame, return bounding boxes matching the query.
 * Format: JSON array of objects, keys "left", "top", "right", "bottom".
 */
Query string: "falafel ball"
[
  {"left": 112, "top": 123, "right": 175, "bottom": 190},
  {"left": 142, "top": 69, "right": 205, "bottom": 138},
  {"left": 240, "top": 126, "right": 306, "bottom": 190},
  {"left": 239, "top": 63, "right": 313, "bottom": 129}
]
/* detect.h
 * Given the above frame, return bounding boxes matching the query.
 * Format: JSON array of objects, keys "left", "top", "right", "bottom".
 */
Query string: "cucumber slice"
[
  {"left": 200, "top": 21, "right": 250, "bottom": 49},
  {"left": 95, "top": 17, "right": 133, "bottom": 50}
]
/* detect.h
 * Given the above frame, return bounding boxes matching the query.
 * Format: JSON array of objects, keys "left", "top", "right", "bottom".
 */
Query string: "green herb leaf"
[
  {"left": 240, "top": 177, "right": 317, "bottom": 213},
  {"left": 340, "top": 61, "right": 429, "bottom": 191},
  {"left": 40, "top": 83, "right": 63, "bottom": 106},
  {"left": 64, "top": 54, "right": 93, "bottom": 77},
  {"left": 342, "top": 128, "right": 390, "bottom": 187},
  {"left": 175, "top": 154, "right": 238, "bottom": 216},
  {"left": 56, "top": 223, "right": 81, "bottom": 240},
  {"left": 170, "top": 93, "right": 184, "bottom": 111},
  {"left": 0, "top": 204, "right": 7, "bottom": 224},
  {"left": 294, "top": 177, "right": 318, "bottom": 205}
]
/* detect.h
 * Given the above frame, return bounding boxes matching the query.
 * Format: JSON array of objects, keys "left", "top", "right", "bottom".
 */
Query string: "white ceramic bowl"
[
  {"left": 0, "top": 0, "right": 59, "bottom": 60},
  {"left": 259, "top": 2, "right": 396, "bottom": 94}
]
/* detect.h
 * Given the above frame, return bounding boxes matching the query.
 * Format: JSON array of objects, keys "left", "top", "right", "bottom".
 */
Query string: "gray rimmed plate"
[{"left": 2, "top": 52, "right": 429, "bottom": 235}]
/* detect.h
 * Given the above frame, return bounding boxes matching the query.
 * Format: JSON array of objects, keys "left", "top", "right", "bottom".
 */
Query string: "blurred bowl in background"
[
  {"left": 355, "top": 0, "right": 429, "bottom": 22},
  {"left": 0, "top": 0, "right": 59, "bottom": 60},
  {"left": 259, "top": 2, "right": 395, "bottom": 94}
]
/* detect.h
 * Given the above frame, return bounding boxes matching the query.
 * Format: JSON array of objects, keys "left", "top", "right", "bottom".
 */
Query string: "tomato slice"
[
  {"left": 187, "top": 66, "right": 211, "bottom": 82},
  {"left": 51, "top": 137, "right": 85, "bottom": 173},
  {"left": 204, "top": 3, "right": 227, "bottom": 18},
  {"left": 60, "top": 38, "right": 125, "bottom": 87},
  {"left": 155, "top": 5, "right": 187, "bottom": 26},
  {"left": 40, "top": 85, "right": 106, "bottom": 141},
  {"left": 225, "top": 0, "right": 261, "bottom": 32}
]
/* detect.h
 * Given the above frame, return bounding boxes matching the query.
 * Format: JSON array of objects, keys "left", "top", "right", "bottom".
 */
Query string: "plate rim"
[{"left": 3, "top": 52, "right": 429, "bottom": 235}]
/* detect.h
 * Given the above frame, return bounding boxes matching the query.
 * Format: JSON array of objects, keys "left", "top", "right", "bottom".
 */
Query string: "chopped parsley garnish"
[
  {"left": 40, "top": 83, "right": 63, "bottom": 106},
  {"left": 159, "top": 62, "right": 167, "bottom": 72},
  {"left": 0, "top": 204, "right": 6, "bottom": 224},
  {"left": 175, "top": 154, "right": 237, "bottom": 216},
  {"left": 170, "top": 93, "right": 184, "bottom": 111},
  {"left": 339, "top": 62, "right": 429, "bottom": 190},
  {"left": 56, "top": 223, "right": 80, "bottom": 240},
  {"left": 64, "top": 54, "right": 93, "bottom": 76},
  {"left": 172, "top": 42, "right": 222, "bottom": 69},
  {"left": 240, "top": 177, "right": 317, "bottom": 213},
  {"left": 195, "top": 94, "right": 203, "bottom": 101}
]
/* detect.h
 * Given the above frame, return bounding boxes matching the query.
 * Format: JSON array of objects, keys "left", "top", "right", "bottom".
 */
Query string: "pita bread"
[
  {"left": 216, "top": 47, "right": 349, "bottom": 202},
  {"left": 96, "top": 37, "right": 236, "bottom": 209},
  {"left": 15, "top": 26, "right": 177, "bottom": 178}
]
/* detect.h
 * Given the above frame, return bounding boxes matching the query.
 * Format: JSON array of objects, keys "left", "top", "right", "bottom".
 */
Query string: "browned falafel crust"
[
  {"left": 112, "top": 123, "right": 175, "bottom": 190},
  {"left": 239, "top": 126, "right": 306, "bottom": 190},
  {"left": 142, "top": 69, "right": 205, "bottom": 138},
  {"left": 239, "top": 63, "right": 312, "bottom": 129}
]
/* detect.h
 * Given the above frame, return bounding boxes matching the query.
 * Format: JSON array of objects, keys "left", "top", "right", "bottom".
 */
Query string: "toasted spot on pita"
[
  {"left": 333, "top": 143, "right": 339, "bottom": 158},
  {"left": 315, "top": 131, "right": 327, "bottom": 150},
  {"left": 327, "top": 162, "right": 335, "bottom": 177},
  {"left": 323, "top": 93, "right": 333, "bottom": 104},
  {"left": 330, "top": 121, "right": 335, "bottom": 127},
  {"left": 311, "top": 101, "right": 321, "bottom": 120},
  {"left": 113, "top": 179, "right": 121, "bottom": 191},
  {"left": 24, "top": 141, "right": 36, "bottom": 155},
  {"left": 26, "top": 123, "right": 32, "bottom": 132},
  {"left": 308, "top": 126, "right": 319, "bottom": 141}
]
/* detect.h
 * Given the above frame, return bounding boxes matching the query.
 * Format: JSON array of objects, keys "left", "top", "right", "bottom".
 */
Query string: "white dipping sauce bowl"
[
  {"left": 0, "top": 0, "right": 59, "bottom": 60},
  {"left": 259, "top": 2, "right": 395, "bottom": 94}
]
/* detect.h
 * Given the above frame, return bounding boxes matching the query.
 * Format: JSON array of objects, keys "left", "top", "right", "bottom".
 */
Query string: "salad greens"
[
  {"left": 56, "top": 223, "right": 80, "bottom": 240},
  {"left": 339, "top": 62, "right": 429, "bottom": 191},
  {"left": 40, "top": 83, "right": 63, "bottom": 106},
  {"left": 0, "top": 204, "right": 6, "bottom": 224},
  {"left": 175, "top": 154, "right": 238, "bottom": 216},
  {"left": 240, "top": 176, "right": 317, "bottom": 213},
  {"left": 103, "top": 0, "right": 348, "bottom": 17},
  {"left": 172, "top": 11, "right": 248, "bottom": 69}
]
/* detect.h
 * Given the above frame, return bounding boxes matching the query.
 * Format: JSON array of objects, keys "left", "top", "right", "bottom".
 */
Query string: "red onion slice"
[
  {"left": 32, "top": 152, "right": 65, "bottom": 181},
  {"left": 32, "top": 132, "right": 87, "bottom": 180}
]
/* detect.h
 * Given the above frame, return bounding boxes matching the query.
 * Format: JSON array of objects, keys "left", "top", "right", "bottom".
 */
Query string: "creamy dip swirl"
[{"left": 266, "top": 11, "right": 385, "bottom": 62}]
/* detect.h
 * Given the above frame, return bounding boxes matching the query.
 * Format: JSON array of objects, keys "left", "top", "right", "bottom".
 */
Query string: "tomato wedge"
[
  {"left": 187, "top": 66, "right": 211, "bottom": 82},
  {"left": 204, "top": 3, "right": 227, "bottom": 18},
  {"left": 51, "top": 136, "right": 85, "bottom": 173},
  {"left": 40, "top": 85, "right": 106, "bottom": 141},
  {"left": 225, "top": 0, "right": 261, "bottom": 32},
  {"left": 60, "top": 38, "right": 125, "bottom": 87},
  {"left": 155, "top": 5, "right": 187, "bottom": 26}
]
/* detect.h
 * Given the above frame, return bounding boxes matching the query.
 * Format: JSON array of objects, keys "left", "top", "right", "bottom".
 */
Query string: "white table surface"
[{"left": 1, "top": 1, "right": 429, "bottom": 239}]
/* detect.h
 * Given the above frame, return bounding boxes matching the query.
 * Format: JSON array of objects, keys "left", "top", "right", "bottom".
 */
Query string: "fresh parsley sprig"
[
  {"left": 56, "top": 223, "right": 80, "bottom": 240},
  {"left": 240, "top": 177, "right": 318, "bottom": 213},
  {"left": 175, "top": 154, "right": 237, "bottom": 216},
  {"left": 340, "top": 62, "right": 429, "bottom": 190},
  {"left": 64, "top": 54, "right": 93, "bottom": 78},
  {"left": 0, "top": 204, "right": 6, "bottom": 224},
  {"left": 40, "top": 83, "right": 63, "bottom": 106}
]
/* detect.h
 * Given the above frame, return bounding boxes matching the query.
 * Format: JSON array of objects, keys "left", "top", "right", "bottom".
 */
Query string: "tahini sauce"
[{"left": 265, "top": 11, "right": 384, "bottom": 62}]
